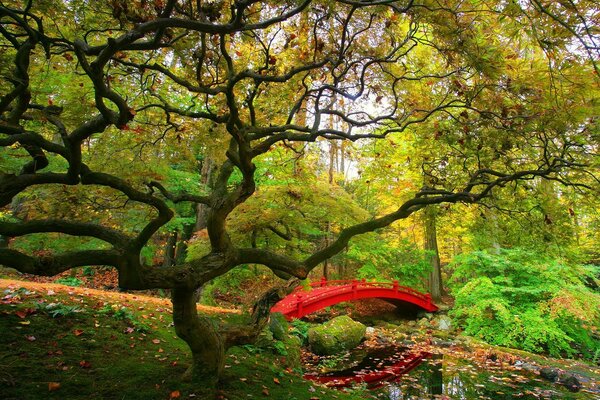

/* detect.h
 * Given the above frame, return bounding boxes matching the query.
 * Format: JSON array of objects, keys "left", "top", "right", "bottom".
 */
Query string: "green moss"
[
  {"left": 0, "top": 284, "right": 374, "bottom": 399},
  {"left": 308, "top": 315, "right": 366, "bottom": 355}
]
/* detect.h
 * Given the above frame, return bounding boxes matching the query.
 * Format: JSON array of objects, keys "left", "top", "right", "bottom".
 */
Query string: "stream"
[{"left": 302, "top": 343, "right": 599, "bottom": 399}]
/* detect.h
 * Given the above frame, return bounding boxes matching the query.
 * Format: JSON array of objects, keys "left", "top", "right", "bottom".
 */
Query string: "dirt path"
[{"left": 0, "top": 278, "right": 240, "bottom": 314}]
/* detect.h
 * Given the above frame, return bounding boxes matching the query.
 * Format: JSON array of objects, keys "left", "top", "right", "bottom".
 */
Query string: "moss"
[{"left": 308, "top": 315, "right": 366, "bottom": 355}]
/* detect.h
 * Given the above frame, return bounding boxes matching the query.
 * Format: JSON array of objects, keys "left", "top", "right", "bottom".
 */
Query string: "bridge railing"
[{"left": 292, "top": 277, "right": 432, "bottom": 302}]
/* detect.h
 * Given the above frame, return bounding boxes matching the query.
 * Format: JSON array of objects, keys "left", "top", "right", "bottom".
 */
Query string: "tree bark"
[
  {"left": 424, "top": 206, "right": 443, "bottom": 303},
  {"left": 171, "top": 287, "right": 224, "bottom": 386}
]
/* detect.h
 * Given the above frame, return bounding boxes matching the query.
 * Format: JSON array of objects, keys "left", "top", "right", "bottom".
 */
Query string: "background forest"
[{"left": 1, "top": 0, "right": 599, "bottom": 395}]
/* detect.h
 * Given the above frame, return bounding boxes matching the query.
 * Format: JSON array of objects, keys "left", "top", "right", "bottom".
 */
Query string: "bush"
[
  {"left": 449, "top": 248, "right": 600, "bottom": 359},
  {"left": 55, "top": 277, "right": 84, "bottom": 287}
]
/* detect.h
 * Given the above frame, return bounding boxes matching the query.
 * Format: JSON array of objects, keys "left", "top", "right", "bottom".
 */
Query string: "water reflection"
[{"left": 304, "top": 345, "right": 584, "bottom": 400}]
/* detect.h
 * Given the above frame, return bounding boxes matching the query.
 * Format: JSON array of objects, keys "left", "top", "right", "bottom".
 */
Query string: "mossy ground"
[{"left": 0, "top": 279, "right": 372, "bottom": 400}]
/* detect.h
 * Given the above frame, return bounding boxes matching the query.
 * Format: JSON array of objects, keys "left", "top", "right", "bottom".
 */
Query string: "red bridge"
[{"left": 271, "top": 278, "right": 438, "bottom": 320}]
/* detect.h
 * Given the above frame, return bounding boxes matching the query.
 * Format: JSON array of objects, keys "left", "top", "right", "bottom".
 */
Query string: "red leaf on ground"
[
  {"left": 73, "top": 329, "right": 84, "bottom": 336},
  {"left": 15, "top": 310, "right": 28, "bottom": 318},
  {"left": 48, "top": 382, "right": 61, "bottom": 391},
  {"left": 169, "top": 390, "right": 180, "bottom": 399},
  {"left": 79, "top": 360, "right": 91, "bottom": 369}
]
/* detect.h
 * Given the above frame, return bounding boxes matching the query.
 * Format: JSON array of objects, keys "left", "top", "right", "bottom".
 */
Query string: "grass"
[{"left": 0, "top": 283, "right": 371, "bottom": 400}]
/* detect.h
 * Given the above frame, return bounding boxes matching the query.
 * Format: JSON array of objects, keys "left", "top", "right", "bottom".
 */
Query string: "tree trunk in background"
[
  {"left": 424, "top": 206, "right": 443, "bottom": 302},
  {"left": 162, "top": 231, "right": 178, "bottom": 268}
]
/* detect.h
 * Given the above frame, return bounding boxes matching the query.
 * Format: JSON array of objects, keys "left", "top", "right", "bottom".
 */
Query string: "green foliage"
[
  {"left": 272, "top": 340, "right": 288, "bottom": 356},
  {"left": 54, "top": 277, "right": 84, "bottom": 287},
  {"left": 98, "top": 305, "right": 150, "bottom": 332},
  {"left": 347, "top": 233, "right": 431, "bottom": 291},
  {"left": 36, "top": 302, "right": 84, "bottom": 318},
  {"left": 449, "top": 248, "right": 600, "bottom": 359},
  {"left": 289, "top": 319, "right": 311, "bottom": 345},
  {"left": 197, "top": 265, "right": 259, "bottom": 306}
]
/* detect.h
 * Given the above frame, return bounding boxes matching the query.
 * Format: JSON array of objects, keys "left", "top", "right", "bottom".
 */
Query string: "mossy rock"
[
  {"left": 255, "top": 326, "right": 274, "bottom": 349},
  {"left": 308, "top": 315, "right": 366, "bottom": 355},
  {"left": 281, "top": 336, "right": 302, "bottom": 369},
  {"left": 269, "top": 312, "right": 289, "bottom": 341}
]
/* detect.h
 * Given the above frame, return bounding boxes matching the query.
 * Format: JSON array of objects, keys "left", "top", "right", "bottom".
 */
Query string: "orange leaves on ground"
[
  {"left": 273, "top": 377, "right": 280, "bottom": 385},
  {"left": 169, "top": 390, "right": 180, "bottom": 399},
  {"left": 48, "top": 382, "right": 61, "bottom": 391},
  {"left": 152, "top": 339, "right": 161, "bottom": 344},
  {"left": 73, "top": 329, "right": 84, "bottom": 336},
  {"left": 15, "top": 308, "right": 35, "bottom": 318},
  {"left": 79, "top": 360, "right": 92, "bottom": 369}
]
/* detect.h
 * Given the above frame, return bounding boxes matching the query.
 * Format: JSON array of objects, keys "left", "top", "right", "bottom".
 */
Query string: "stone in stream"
[
  {"left": 308, "top": 315, "right": 366, "bottom": 356},
  {"left": 434, "top": 315, "right": 452, "bottom": 331}
]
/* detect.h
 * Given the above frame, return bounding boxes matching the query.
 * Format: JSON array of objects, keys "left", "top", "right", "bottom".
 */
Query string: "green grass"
[{"left": 0, "top": 285, "right": 370, "bottom": 399}]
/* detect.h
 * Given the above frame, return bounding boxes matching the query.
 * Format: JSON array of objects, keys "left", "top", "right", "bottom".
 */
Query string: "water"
[{"left": 303, "top": 345, "right": 597, "bottom": 399}]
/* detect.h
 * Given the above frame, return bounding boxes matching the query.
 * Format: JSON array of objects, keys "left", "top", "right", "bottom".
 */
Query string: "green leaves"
[{"left": 449, "top": 248, "right": 600, "bottom": 358}]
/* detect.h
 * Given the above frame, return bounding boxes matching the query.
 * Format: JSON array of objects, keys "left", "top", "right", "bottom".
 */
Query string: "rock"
[
  {"left": 558, "top": 374, "right": 582, "bottom": 392},
  {"left": 281, "top": 336, "right": 302, "bottom": 369},
  {"left": 434, "top": 315, "right": 452, "bottom": 331},
  {"left": 432, "top": 339, "right": 454, "bottom": 348},
  {"left": 255, "top": 326, "right": 274, "bottom": 349},
  {"left": 417, "top": 318, "right": 430, "bottom": 328},
  {"left": 308, "top": 315, "right": 366, "bottom": 356},
  {"left": 269, "top": 312, "right": 289, "bottom": 341},
  {"left": 540, "top": 367, "right": 559, "bottom": 382},
  {"left": 417, "top": 312, "right": 434, "bottom": 320}
]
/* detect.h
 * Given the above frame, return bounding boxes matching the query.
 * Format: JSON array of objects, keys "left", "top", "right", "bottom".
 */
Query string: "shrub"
[
  {"left": 55, "top": 277, "right": 84, "bottom": 287},
  {"left": 449, "top": 248, "right": 600, "bottom": 359}
]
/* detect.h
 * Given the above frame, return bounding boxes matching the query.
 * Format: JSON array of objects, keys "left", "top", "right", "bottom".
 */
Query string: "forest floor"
[{"left": 0, "top": 277, "right": 599, "bottom": 400}]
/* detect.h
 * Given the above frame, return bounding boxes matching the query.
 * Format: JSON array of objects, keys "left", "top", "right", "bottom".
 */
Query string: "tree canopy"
[{"left": 1, "top": 0, "right": 598, "bottom": 384}]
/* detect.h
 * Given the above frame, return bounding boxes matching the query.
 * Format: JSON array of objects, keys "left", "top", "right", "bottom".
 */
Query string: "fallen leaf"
[
  {"left": 73, "top": 329, "right": 84, "bottom": 336},
  {"left": 152, "top": 339, "right": 160, "bottom": 344},
  {"left": 169, "top": 390, "right": 180, "bottom": 399},
  {"left": 262, "top": 388, "right": 269, "bottom": 396},
  {"left": 48, "top": 382, "right": 61, "bottom": 391},
  {"left": 26, "top": 335, "right": 36, "bottom": 342},
  {"left": 273, "top": 378, "right": 280, "bottom": 385},
  {"left": 79, "top": 360, "right": 91, "bottom": 369}
]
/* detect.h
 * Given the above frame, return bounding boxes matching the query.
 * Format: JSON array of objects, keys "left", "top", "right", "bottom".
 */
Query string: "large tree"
[{"left": 1, "top": 0, "right": 598, "bottom": 384}]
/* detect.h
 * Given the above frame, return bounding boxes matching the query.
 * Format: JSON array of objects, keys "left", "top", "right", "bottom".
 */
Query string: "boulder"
[
  {"left": 255, "top": 326, "right": 274, "bottom": 349},
  {"left": 281, "top": 336, "right": 302, "bottom": 369},
  {"left": 434, "top": 315, "right": 452, "bottom": 331},
  {"left": 269, "top": 312, "right": 289, "bottom": 340},
  {"left": 308, "top": 315, "right": 366, "bottom": 355},
  {"left": 558, "top": 374, "right": 582, "bottom": 392},
  {"left": 540, "top": 367, "right": 559, "bottom": 382}
]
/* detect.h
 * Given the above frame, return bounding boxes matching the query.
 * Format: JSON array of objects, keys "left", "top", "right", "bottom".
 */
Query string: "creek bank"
[{"left": 298, "top": 313, "right": 599, "bottom": 397}]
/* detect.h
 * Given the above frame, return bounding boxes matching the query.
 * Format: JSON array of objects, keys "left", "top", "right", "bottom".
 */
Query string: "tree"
[{"left": 1, "top": 0, "right": 598, "bottom": 385}]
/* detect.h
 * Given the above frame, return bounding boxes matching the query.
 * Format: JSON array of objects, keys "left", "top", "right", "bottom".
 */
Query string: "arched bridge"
[{"left": 271, "top": 278, "right": 438, "bottom": 320}]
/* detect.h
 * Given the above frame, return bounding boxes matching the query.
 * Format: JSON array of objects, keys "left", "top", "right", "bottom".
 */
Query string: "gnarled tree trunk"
[{"left": 171, "top": 287, "right": 224, "bottom": 385}]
